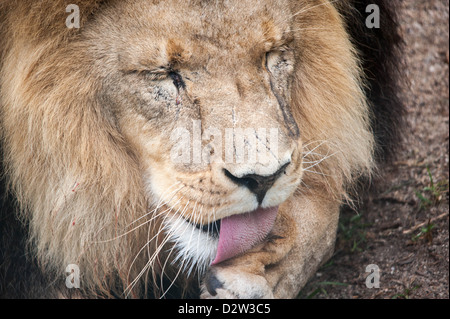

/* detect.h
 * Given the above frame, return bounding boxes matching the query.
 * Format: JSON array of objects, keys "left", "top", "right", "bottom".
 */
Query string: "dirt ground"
[{"left": 299, "top": 0, "right": 449, "bottom": 299}]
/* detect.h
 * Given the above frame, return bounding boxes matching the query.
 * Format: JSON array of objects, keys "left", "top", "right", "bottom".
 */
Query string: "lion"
[{"left": 0, "top": 0, "right": 403, "bottom": 298}]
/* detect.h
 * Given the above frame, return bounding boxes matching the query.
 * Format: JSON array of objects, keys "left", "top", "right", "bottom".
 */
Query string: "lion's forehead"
[{"left": 98, "top": 0, "right": 294, "bottom": 60}]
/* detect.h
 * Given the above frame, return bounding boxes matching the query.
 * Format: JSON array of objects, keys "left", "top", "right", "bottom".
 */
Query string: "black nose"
[{"left": 224, "top": 162, "right": 290, "bottom": 204}]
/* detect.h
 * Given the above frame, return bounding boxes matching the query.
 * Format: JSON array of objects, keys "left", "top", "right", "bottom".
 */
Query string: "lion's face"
[
  {"left": 1, "top": 0, "right": 376, "bottom": 297},
  {"left": 86, "top": 0, "right": 304, "bottom": 268}
]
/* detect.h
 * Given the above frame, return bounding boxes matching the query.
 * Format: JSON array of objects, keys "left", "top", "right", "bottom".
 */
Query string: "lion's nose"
[{"left": 223, "top": 162, "right": 290, "bottom": 204}]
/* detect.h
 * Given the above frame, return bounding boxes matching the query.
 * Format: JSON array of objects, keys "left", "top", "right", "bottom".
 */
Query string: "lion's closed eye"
[
  {"left": 265, "top": 49, "right": 294, "bottom": 74},
  {"left": 124, "top": 67, "right": 185, "bottom": 93},
  {"left": 168, "top": 71, "right": 186, "bottom": 90}
]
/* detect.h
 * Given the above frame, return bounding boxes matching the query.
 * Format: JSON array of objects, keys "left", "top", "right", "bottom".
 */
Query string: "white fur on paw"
[{"left": 201, "top": 267, "right": 274, "bottom": 299}]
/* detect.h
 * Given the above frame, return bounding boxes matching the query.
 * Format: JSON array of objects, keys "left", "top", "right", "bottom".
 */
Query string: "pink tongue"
[{"left": 211, "top": 206, "right": 279, "bottom": 265}]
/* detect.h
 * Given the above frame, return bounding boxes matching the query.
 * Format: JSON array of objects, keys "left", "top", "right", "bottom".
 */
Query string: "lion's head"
[{"left": 0, "top": 0, "right": 376, "bottom": 297}]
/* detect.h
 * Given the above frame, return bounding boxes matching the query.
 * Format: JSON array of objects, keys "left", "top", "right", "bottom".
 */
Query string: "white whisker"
[
  {"left": 123, "top": 196, "right": 190, "bottom": 298},
  {"left": 292, "top": 0, "right": 341, "bottom": 18},
  {"left": 304, "top": 151, "right": 339, "bottom": 171},
  {"left": 93, "top": 197, "right": 181, "bottom": 244},
  {"left": 302, "top": 141, "right": 327, "bottom": 159},
  {"left": 127, "top": 182, "right": 183, "bottom": 227},
  {"left": 158, "top": 200, "right": 192, "bottom": 297}
]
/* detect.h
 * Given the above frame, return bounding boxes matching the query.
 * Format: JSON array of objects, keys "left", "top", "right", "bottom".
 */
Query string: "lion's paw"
[{"left": 200, "top": 267, "right": 274, "bottom": 299}]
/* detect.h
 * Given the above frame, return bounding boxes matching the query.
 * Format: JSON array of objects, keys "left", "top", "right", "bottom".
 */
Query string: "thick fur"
[{"left": 0, "top": 0, "right": 403, "bottom": 298}]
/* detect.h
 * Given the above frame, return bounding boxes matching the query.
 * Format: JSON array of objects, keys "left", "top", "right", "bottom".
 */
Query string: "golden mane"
[{"left": 1, "top": 1, "right": 153, "bottom": 297}]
